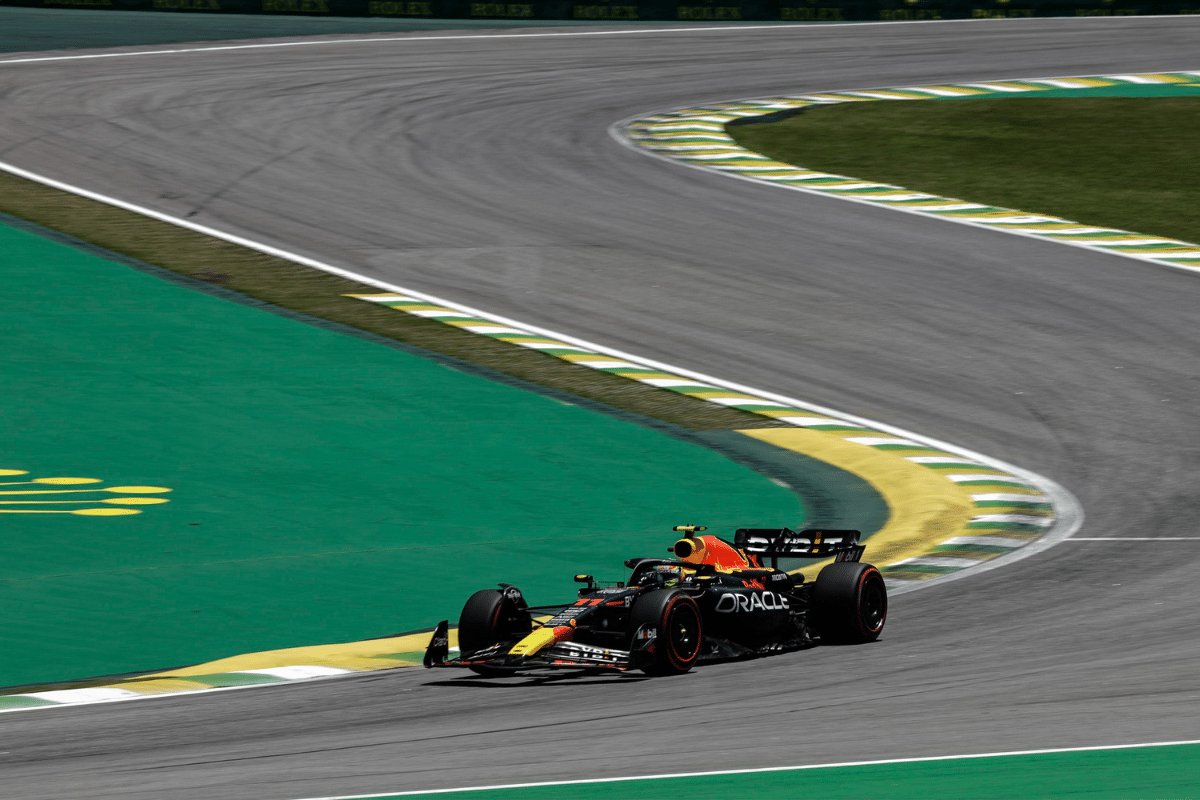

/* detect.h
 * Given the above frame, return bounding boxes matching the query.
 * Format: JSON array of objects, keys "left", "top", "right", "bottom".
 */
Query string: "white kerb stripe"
[
  {"left": 941, "top": 536, "right": 1029, "bottom": 549},
  {"left": 779, "top": 416, "right": 865, "bottom": 428},
  {"left": 1090, "top": 238, "right": 1179, "bottom": 246},
  {"left": 958, "top": 215, "right": 1062, "bottom": 224},
  {"left": 906, "top": 456, "right": 980, "bottom": 465},
  {"left": 1109, "top": 75, "right": 1164, "bottom": 83},
  {"left": 237, "top": 666, "right": 351, "bottom": 680},
  {"left": 569, "top": 360, "right": 644, "bottom": 369},
  {"left": 971, "top": 493, "right": 1049, "bottom": 503},
  {"left": 899, "top": 87, "right": 979, "bottom": 96},
  {"left": 820, "top": 182, "right": 892, "bottom": 191},
  {"left": 511, "top": 342, "right": 592, "bottom": 352},
  {"left": 944, "top": 473, "right": 1025, "bottom": 483},
  {"left": 892, "top": 556, "right": 982, "bottom": 568},
  {"left": 705, "top": 397, "right": 787, "bottom": 407},
  {"left": 844, "top": 437, "right": 923, "bottom": 447},
  {"left": 970, "top": 514, "right": 1053, "bottom": 527},
  {"left": 459, "top": 325, "right": 530, "bottom": 335},
  {"left": 406, "top": 310, "right": 476, "bottom": 318},
  {"left": 872, "top": 193, "right": 939, "bottom": 201},
  {"left": 23, "top": 688, "right": 139, "bottom": 704},
  {"left": 960, "top": 83, "right": 1034, "bottom": 92},
  {"left": 635, "top": 378, "right": 714, "bottom": 388},
  {"left": 1031, "top": 79, "right": 1091, "bottom": 88}
]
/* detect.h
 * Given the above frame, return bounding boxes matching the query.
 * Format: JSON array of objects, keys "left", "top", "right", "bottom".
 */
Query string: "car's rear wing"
[{"left": 734, "top": 528, "right": 865, "bottom": 567}]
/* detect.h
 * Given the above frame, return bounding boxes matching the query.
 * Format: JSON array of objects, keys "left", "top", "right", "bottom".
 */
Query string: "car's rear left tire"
[
  {"left": 458, "top": 588, "right": 531, "bottom": 676},
  {"left": 629, "top": 589, "right": 703, "bottom": 675},
  {"left": 810, "top": 562, "right": 887, "bottom": 644}
]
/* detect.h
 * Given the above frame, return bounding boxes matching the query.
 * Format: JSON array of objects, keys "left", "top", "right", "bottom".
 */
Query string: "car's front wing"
[{"left": 423, "top": 620, "right": 655, "bottom": 673}]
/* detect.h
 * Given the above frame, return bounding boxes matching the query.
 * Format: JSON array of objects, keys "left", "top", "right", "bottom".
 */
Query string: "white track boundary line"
[
  {"left": 0, "top": 16, "right": 1187, "bottom": 66},
  {"left": 0, "top": 156, "right": 1083, "bottom": 595},
  {"left": 293, "top": 737, "right": 1200, "bottom": 799},
  {"left": 0, "top": 670, "right": 365, "bottom": 716},
  {"left": 1069, "top": 537, "right": 1200, "bottom": 541},
  {"left": 608, "top": 70, "right": 1200, "bottom": 279}
]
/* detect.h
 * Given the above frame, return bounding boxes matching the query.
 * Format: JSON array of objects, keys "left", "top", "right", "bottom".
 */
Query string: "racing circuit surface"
[{"left": 3, "top": 17, "right": 1200, "bottom": 798}]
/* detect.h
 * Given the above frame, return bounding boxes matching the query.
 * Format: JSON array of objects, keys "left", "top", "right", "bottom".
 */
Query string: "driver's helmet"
[{"left": 653, "top": 564, "right": 684, "bottom": 587}]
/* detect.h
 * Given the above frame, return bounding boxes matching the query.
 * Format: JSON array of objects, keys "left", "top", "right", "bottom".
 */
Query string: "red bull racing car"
[{"left": 423, "top": 525, "right": 886, "bottom": 676}]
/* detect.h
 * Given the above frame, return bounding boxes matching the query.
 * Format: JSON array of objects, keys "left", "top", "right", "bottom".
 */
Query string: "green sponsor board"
[{"left": 2, "top": 0, "right": 1196, "bottom": 19}]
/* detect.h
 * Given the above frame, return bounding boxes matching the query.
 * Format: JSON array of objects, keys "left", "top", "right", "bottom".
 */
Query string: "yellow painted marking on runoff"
[
  {"left": 0, "top": 468, "right": 173, "bottom": 517},
  {"left": 0, "top": 508, "right": 141, "bottom": 515},
  {"left": 916, "top": 85, "right": 987, "bottom": 95},
  {"left": 0, "top": 497, "right": 166, "bottom": 504},
  {"left": 0, "top": 486, "right": 171, "bottom": 495},
  {"left": 1135, "top": 73, "right": 1193, "bottom": 83},
  {"left": 0, "top": 477, "right": 102, "bottom": 486}
]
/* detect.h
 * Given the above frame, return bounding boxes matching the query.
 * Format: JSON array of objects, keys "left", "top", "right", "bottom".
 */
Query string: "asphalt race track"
[{"left": 3, "top": 18, "right": 1200, "bottom": 799}]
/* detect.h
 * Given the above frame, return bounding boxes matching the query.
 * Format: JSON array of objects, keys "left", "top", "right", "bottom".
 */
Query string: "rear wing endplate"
[{"left": 734, "top": 528, "right": 865, "bottom": 567}]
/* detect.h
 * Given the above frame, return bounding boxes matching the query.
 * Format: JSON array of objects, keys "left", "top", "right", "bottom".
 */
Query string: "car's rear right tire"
[
  {"left": 458, "top": 588, "right": 531, "bottom": 676},
  {"left": 810, "top": 562, "right": 887, "bottom": 644},
  {"left": 629, "top": 589, "right": 703, "bottom": 675}
]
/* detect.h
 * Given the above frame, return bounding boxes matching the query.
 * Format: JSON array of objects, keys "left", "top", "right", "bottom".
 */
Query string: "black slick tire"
[
  {"left": 458, "top": 588, "right": 531, "bottom": 676},
  {"left": 810, "top": 562, "right": 887, "bottom": 644},
  {"left": 629, "top": 589, "right": 703, "bottom": 675}
]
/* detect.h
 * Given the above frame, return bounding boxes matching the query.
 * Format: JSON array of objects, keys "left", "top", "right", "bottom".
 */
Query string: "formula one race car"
[{"left": 423, "top": 525, "right": 886, "bottom": 676}]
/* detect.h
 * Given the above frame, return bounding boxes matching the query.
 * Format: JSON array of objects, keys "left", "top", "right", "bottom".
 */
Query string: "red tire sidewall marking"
[
  {"left": 663, "top": 596, "right": 701, "bottom": 670},
  {"left": 855, "top": 568, "right": 885, "bottom": 636}
]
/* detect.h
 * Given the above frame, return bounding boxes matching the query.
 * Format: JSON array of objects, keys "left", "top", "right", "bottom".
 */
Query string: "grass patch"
[
  {"left": 729, "top": 97, "right": 1200, "bottom": 245},
  {"left": 0, "top": 169, "right": 783, "bottom": 432}
]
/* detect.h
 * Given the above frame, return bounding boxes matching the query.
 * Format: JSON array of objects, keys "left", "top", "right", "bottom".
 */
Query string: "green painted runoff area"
[
  {"left": 386, "top": 743, "right": 1200, "bottom": 799},
  {"left": 0, "top": 221, "right": 804, "bottom": 688},
  {"left": 730, "top": 82, "right": 1200, "bottom": 247}
]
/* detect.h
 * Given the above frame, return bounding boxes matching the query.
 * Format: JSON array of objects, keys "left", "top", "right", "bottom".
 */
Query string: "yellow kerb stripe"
[{"left": 1135, "top": 73, "right": 1191, "bottom": 83}]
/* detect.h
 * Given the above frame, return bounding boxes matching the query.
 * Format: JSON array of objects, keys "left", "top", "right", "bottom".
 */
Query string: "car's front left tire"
[{"left": 629, "top": 589, "right": 703, "bottom": 675}]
